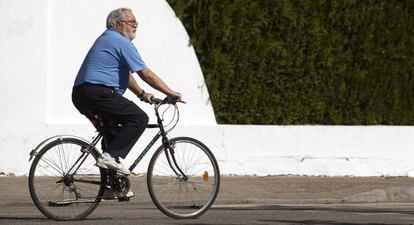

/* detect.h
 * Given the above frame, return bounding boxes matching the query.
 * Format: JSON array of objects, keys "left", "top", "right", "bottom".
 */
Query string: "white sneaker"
[
  {"left": 95, "top": 157, "right": 131, "bottom": 175},
  {"left": 125, "top": 191, "right": 135, "bottom": 198},
  {"left": 116, "top": 191, "right": 135, "bottom": 202},
  {"left": 115, "top": 191, "right": 135, "bottom": 198},
  {"left": 95, "top": 157, "right": 109, "bottom": 169},
  {"left": 102, "top": 188, "right": 134, "bottom": 200}
]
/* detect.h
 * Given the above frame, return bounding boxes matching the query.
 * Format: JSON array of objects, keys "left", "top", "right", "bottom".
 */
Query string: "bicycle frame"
[
  {"left": 72, "top": 101, "right": 187, "bottom": 178},
  {"left": 28, "top": 98, "right": 219, "bottom": 220}
]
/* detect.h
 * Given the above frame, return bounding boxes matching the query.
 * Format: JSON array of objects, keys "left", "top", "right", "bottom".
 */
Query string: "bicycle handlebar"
[
  {"left": 150, "top": 96, "right": 185, "bottom": 133},
  {"left": 150, "top": 96, "right": 186, "bottom": 105}
]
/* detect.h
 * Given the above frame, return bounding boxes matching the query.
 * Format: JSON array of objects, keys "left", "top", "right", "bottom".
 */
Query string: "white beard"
[{"left": 122, "top": 30, "right": 136, "bottom": 41}]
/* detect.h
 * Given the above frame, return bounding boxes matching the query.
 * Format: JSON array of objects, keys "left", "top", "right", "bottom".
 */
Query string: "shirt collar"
[
  {"left": 107, "top": 27, "right": 129, "bottom": 40},
  {"left": 107, "top": 27, "right": 119, "bottom": 33}
]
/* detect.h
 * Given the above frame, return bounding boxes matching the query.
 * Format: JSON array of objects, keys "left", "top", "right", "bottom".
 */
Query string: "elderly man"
[{"left": 72, "top": 8, "right": 181, "bottom": 175}]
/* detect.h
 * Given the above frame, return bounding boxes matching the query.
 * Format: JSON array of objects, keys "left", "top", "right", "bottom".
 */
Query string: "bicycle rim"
[
  {"left": 147, "top": 137, "right": 220, "bottom": 219},
  {"left": 28, "top": 138, "right": 104, "bottom": 220}
]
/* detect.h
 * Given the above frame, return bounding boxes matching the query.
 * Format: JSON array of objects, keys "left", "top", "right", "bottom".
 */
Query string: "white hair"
[{"left": 106, "top": 8, "right": 131, "bottom": 28}]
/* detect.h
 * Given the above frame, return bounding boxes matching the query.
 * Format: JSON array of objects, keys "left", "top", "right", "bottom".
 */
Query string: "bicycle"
[{"left": 28, "top": 97, "right": 220, "bottom": 220}]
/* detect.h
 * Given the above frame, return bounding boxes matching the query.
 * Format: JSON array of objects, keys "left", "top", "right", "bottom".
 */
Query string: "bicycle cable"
[{"left": 161, "top": 104, "right": 179, "bottom": 133}]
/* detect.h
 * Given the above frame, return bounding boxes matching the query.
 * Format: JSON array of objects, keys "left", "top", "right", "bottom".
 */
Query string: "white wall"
[
  {"left": 0, "top": 0, "right": 215, "bottom": 174},
  {"left": 46, "top": 0, "right": 216, "bottom": 125},
  {"left": 1, "top": 0, "right": 414, "bottom": 177},
  {"left": 45, "top": 124, "right": 414, "bottom": 177},
  {"left": 0, "top": 0, "right": 48, "bottom": 174}
]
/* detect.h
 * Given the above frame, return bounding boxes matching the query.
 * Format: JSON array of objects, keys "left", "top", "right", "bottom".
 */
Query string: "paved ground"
[{"left": 1, "top": 175, "right": 414, "bottom": 224}]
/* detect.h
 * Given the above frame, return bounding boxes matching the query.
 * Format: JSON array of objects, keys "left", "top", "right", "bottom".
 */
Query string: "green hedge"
[{"left": 167, "top": 0, "right": 414, "bottom": 125}]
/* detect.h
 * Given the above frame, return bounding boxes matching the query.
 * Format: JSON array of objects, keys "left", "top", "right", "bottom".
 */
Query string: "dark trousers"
[{"left": 72, "top": 83, "right": 149, "bottom": 159}]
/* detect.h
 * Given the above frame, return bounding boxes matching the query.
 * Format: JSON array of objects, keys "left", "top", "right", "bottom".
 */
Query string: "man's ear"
[{"left": 114, "top": 22, "right": 122, "bottom": 31}]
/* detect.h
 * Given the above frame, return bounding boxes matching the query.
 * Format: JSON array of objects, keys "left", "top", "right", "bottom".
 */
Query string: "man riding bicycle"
[{"left": 72, "top": 7, "right": 182, "bottom": 175}]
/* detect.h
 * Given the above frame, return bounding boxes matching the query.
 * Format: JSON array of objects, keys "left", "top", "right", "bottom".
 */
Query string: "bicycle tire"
[
  {"left": 28, "top": 137, "right": 105, "bottom": 220},
  {"left": 147, "top": 137, "right": 220, "bottom": 219}
]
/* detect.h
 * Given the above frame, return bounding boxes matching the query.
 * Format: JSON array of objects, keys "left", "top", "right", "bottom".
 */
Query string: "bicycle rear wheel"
[
  {"left": 147, "top": 137, "right": 220, "bottom": 219},
  {"left": 28, "top": 137, "right": 105, "bottom": 220}
]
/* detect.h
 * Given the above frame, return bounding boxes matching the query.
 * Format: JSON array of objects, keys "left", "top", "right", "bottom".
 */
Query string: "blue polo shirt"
[{"left": 74, "top": 28, "right": 147, "bottom": 95}]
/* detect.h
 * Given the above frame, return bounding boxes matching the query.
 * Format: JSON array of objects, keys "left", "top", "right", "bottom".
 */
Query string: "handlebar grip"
[
  {"left": 150, "top": 97, "right": 164, "bottom": 104},
  {"left": 151, "top": 96, "right": 185, "bottom": 105}
]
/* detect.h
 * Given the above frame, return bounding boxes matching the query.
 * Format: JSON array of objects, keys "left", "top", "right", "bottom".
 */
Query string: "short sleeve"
[{"left": 120, "top": 41, "right": 147, "bottom": 73}]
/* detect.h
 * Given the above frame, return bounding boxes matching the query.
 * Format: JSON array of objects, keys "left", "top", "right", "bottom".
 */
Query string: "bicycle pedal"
[
  {"left": 102, "top": 188, "right": 116, "bottom": 200},
  {"left": 115, "top": 191, "right": 135, "bottom": 202}
]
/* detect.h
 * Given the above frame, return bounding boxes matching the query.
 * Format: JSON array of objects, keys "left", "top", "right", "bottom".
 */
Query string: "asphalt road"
[
  {"left": 1, "top": 176, "right": 414, "bottom": 224},
  {"left": 1, "top": 201, "right": 414, "bottom": 225}
]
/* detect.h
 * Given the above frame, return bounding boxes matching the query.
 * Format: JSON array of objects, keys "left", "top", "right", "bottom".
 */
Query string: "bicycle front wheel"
[
  {"left": 28, "top": 137, "right": 105, "bottom": 220},
  {"left": 147, "top": 137, "right": 220, "bottom": 219}
]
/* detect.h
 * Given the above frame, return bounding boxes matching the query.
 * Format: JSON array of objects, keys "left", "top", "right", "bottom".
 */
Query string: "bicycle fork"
[
  {"left": 154, "top": 106, "right": 187, "bottom": 179},
  {"left": 162, "top": 136, "right": 187, "bottom": 180}
]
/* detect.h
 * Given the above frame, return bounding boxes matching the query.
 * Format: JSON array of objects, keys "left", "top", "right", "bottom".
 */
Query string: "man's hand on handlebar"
[
  {"left": 150, "top": 93, "right": 185, "bottom": 105},
  {"left": 141, "top": 92, "right": 154, "bottom": 103},
  {"left": 167, "top": 91, "right": 182, "bottom": 102}
]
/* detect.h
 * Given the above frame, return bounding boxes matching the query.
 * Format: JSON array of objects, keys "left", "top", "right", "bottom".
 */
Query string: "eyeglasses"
[{"left": 118, "top": 20, "right": 138, "bottom": 27}]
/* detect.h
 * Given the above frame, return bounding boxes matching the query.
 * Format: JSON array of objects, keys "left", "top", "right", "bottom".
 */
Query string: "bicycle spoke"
[
  {"left": 148, "top": 137, "right": 220, "bottom": 219},
  {"left": 38, "top": 156, "right": 65, "bottom": 176},
  {"left": 29, "top": 138, "right": 103, "bottom": 221}
]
